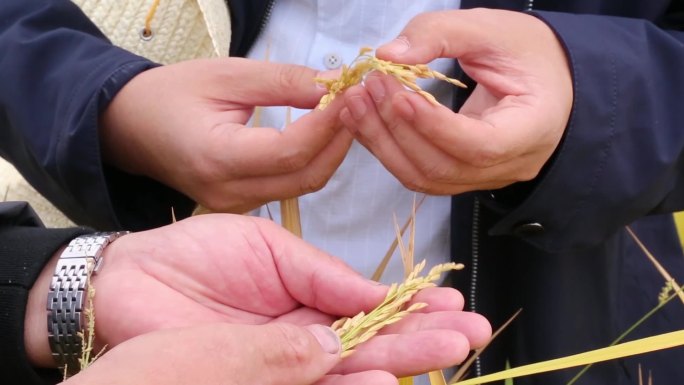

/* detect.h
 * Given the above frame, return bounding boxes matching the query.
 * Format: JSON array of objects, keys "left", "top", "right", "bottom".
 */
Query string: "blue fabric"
[
  {"left": 1, "top": 0, "right": 683, "bottom": 384},
  {"left": 0, "top": 0, "right": 193, "bottom": 231}
]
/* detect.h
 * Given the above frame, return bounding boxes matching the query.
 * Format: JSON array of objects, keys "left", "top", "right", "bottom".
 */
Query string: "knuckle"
[
  {"left": 275, "top": 65, "right": 305, "bottom": 90},
  {"left": 403, "top": 177, "right": 430, "bottom": 193},
  {"left": 471, "top": 143, "right": 506, "bottom": 168},
  {"left": 516, "top": 166, "right": 541, "bottom": 182},
  {"left": 299, "top": 171, "right": 329, "bottom": 194},
  {"left": 276, "top": 148, "right": 311, "bottom": 172},
  {"left": 420, "top": 163, "right": 456, "bottom": 182},
  {"left": 269, "top": 324, "right": 315, "bottom": 367}
]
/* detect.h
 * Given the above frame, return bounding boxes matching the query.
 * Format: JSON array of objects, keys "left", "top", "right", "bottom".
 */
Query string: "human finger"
[
  {"left": 391, "top": 90, "right": 549, "bottom": 184},
  {"left": 376, "top": 9, "right": 545, "bottom": 68},
  {"left": 377, "top": 311, "right": 492, "bottom": 349},
  {"left": 255, "top": 218, "right": 389, "bottom": 316},
  {"left": 340, "top": 85, "right": 456, "bottom": 193},
  {"left": 316, "top": 371, "right": 398, "bottom": 385},
  {"left": 407, "top": 287, "right": 465, "bottom": 312},
  {"left": 64, "top": 323, "right": 341, "bottom": 385},
  {"left": 209, "top": 58, "right": 328, "bottom": 108},
  {"left": 195, "top": 125, "right": 353, "bottom": 212},
  {"left": 363, "top": 73, "right": 467, "bottom": 183},
  {"left": 341, "top": 85, "right": 516, "bottom": 193},
  {"left": 333, "top": 330, "right": 472, "bottom": 376},
  {"left": 204, "top": 97, "right": 348, "bottom": 179}
]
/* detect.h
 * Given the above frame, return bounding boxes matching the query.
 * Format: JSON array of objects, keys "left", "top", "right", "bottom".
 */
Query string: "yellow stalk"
[
  {"left": 566, "top": 283, "right": 684, "bottom": 384},
  {"left": 371, "top": 195, "right": 426, "bottom": 281},
  {"left": 399, "top": 377, "right": 415, "bottom": 385},
  {"left": 450, "top": 309, "right": 523, "bottom": 383},
  {"left": 428, "top": 369, "right": 448, "bottom": 385},
  {"left": 280, "top": 196, "right": 302, "bottom": 237},
  {"left": 279, "top": 107, "right": 302, "bottom": 236},
  {"left": 393, "top": 213, "right": 414, "bottom": 278},
  {"left": 452, "top": 330, "right": 684, "bottom": 385}
]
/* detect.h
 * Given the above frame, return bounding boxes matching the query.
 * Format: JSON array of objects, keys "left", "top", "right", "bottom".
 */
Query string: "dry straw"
[
  {"left": 279, "top": 107, "right": 303, "bottom": 236},
  {"left": 315, "top": 47, "right": 466, "bottom": 110},
  {"left": 451, "top": 330, "right": 684, "bottom": 385}
]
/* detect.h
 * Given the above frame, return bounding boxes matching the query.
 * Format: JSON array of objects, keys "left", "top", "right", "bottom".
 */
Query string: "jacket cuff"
[{"left": 0, "top": 224, "right": 91, "bottom": 384}]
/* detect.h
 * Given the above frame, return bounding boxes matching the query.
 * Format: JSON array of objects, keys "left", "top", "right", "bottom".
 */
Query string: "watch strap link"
[{"left": 47, "top": 231, "right": 128, "bottom": 372}]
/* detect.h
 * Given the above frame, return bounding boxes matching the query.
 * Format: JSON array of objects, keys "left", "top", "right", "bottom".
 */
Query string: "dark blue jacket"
[{"left": 1, "top": 0, "right": 684, "bottom": 384}]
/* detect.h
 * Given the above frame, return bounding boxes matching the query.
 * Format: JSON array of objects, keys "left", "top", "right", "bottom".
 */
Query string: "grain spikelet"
[
  {"left": 334, "top": 260, "right": 463, "bottom": 357},
  {"left": 315, "top": 47, "right": 466, "bottom": 110}
]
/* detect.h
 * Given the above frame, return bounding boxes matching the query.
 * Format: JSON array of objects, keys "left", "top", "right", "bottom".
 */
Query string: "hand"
[
  {"left": 26, "top": 214, "right": 491, "bottom": 377},
  {"left": 339, "top": 9, "right": 573, "bottom": 194},
  {"left": 100, "top": 58, "right": 352, "bottom": 213},
  {"left": 63, "top": 323, "right": 398, "bottom": 385}
]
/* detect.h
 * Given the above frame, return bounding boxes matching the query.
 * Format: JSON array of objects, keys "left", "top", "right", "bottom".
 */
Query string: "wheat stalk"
[
  {"left": 333, "top": 260, "right": 463, "bottom": 357},
  {"left": 315, "top": 47, "right": 466, "bottom": 110}
]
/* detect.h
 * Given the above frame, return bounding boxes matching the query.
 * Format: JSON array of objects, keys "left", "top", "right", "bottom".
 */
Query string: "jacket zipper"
[
  {"left": 468, "top": 3, "right": 535, "bottom": 379},
  {"left": 469, "top": 196, "right": 482, "bottom": 377},
  {"left": 255, "top": 0, "right": 276, "bottom": 43}
]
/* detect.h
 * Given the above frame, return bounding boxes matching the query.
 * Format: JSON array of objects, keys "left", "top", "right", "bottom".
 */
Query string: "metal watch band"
[{"left": 47, "top": 231, "right": 129, "bottom": 372}]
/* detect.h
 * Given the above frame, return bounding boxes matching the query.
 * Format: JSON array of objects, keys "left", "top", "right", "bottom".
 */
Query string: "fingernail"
[
  {"left": 365, "top": 76, "right": 386, "bottom": 102},
  {"left": 306, "top": 324, "right": 341, "bottom": 355},
  {"left": 347, "top": 95, "right": 367, "bottom": 120},
  {"left": 383, "top": 36, "right": 411, "bottom": 56}
]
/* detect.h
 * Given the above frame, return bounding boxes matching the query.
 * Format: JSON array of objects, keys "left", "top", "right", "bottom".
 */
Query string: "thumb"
[
  {"left": 220, "top": 59, "right": 327, "bottom": 108},
  {"left": 252, "top": 324, "right": 342, "bottom": 385},
  {"left": 375, "top": 9, "right": 536, "bottom": 64}
]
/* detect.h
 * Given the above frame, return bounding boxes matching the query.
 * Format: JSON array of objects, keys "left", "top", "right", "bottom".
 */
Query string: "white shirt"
[{"left": 248, "top": 0, "right": 460, "bottom": 284}]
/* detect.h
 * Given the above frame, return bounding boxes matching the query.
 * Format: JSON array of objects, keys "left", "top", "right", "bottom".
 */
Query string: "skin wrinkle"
[
  {"left": 254, "top": 218, "right": 307, "bottom": 312},
  {"left": 126, "top": 226, "right": 273, "bottom": 320},
  {"left": 237, "top": 220, "right": 298, "bottom": 315}
]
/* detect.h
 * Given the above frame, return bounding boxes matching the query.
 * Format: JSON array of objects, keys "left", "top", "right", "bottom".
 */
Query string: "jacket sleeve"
[
  {"left": 0, "top": 202, "right": 91, "bottom": 384},
  {"left": 0, "top": 0, "right": 196, "bottom": 232},
  {"left": 483, "top": 10, "right": 684, "bottom": 252}
]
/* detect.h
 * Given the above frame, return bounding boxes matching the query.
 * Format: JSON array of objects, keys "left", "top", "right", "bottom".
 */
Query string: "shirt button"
[
  {"left": 513, "top": 222, "right": 545, "bottom": 237},
  {"left": 323, "top": 53, "right": 343, "bottom": 69}
]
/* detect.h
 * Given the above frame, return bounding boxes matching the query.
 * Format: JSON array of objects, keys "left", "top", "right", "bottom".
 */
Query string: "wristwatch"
[{"left": 47, "top": 231, "right": 129, "bottom": 373}]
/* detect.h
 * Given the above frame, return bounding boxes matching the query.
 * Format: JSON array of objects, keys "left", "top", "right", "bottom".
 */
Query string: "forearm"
[{"left": 0, "top": 1, "right": 192, "bottom": 231}]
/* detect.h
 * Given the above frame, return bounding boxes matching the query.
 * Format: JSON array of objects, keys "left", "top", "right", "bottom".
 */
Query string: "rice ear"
[{"left": 315, "top": 47, "right": 466, "bottom": 110}]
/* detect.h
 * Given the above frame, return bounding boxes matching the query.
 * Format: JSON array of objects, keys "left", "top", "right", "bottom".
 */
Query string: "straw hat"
[
  {"left": 72, "top": 0, "right": 232, "bottom": 64},
  {"left": 0, "top": 158, "right": 76, "bottom": 228},
  {"left": 0, "top": 0, "right": 232, "bottom": 227}
]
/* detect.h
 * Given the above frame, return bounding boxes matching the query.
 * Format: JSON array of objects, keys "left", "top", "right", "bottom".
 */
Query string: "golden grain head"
[
  {"left": 333, "top": 260, "right": 462, "bottom": 354},
  {"left": 314, "top": 47, "right": 466, "bottom": 110}
]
